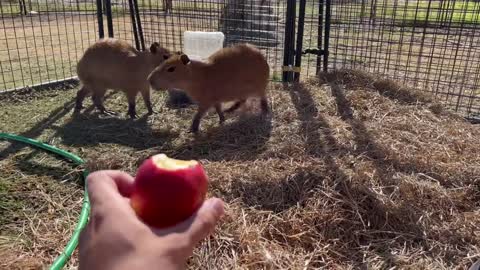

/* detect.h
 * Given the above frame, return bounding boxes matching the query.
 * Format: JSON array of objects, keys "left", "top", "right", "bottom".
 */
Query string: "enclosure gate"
[
  {"left": 99, "top": 0, "right": 332, "bottom": 84},
  {"left": 1, "top": 0, "right": 479, "bottom": 120},
  {"left": 282, "top": 0, "right": 331, "bottom": 83}
]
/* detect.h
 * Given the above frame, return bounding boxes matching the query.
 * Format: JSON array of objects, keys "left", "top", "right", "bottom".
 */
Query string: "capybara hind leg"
[
  {"left": 215, "top": 104, "right": 225, "bottom": 124},
  {"left": 191, "top": 105, "right": 209, "bottom": 133},
  {"left": 127, "top": 92, "right": 138, "bottom": 119},
  {"left": 260, "top": 97, "right": 269, "bottom": 114},
  {"left": 141, "top": 88, "right": 154, "bottom": 115},
  {"left": 224, "top": 99, "right": 246, "bottom": 113},
  {"left": 92, "top": 88, "right": 115, "bottom": 115},
  {"left": 74, "top": 86, "right": 90, "bottom": 113}
]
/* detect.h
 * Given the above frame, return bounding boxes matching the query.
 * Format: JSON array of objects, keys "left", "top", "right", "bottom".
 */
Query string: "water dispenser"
[
  {"left": 183, "top": 31, "right": 225, "bottom": 61},
  {"left": 167, "top": 31, "right": 225, "bottom": 106}
]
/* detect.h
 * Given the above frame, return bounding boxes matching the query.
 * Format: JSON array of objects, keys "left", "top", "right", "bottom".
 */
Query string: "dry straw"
[{"left": 1, "top": 70, "right": 479, "bottom": 269}]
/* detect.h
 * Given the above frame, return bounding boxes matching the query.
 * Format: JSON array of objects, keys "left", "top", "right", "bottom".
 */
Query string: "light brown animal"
[
  {"left": 75, "top": 38, "right": 172, "bottom": 118},
  {"left": 147, "top": 43, "right": 270, "bottom": 133}
]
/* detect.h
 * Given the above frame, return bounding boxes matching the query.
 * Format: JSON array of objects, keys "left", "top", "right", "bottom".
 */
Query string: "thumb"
[{"left": 184, "top": 198, "right": 225, "bottom": 245}]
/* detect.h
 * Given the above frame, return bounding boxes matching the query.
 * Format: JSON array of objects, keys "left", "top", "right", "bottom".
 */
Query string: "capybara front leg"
[
  {"left": 260, "top": 97, "right": 269, "bottom": 114},
  {"left": 191, "top": 105, "right": 209, "bottom": 133},
  {"left": 127, "top": 92, "right": 138, "bottom": 119},
  {"left": 141, "top": 88, "right": 155, "bottom": 115}
]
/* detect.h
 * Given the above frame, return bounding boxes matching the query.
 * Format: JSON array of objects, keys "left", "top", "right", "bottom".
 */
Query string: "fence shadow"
[
  {"left": 55, "top": 113, "right": 178, "bottom": 150},
  {"left": 0, "top": 91, "right": 122, "bottom": 159},
  {"left": 228, "top": 168, "right": 327, "bottom": 213},
  {"left": 224, "top": 81, "right": 466, "bottom": 268},
  {"left": 172, "top": 113, "right": 273, "bottom": 162},
  {"left": 292, "top": 82, "right": 427, "bottom": 268},
  {"left": 324, "top": 80, "right": 475, "bottom": 267},
  {"left": 327, "top": 80, "right": 451, "bottom": 186},
  {"left": 11, "top": 149, "right": 83, "bottom": 185},
  {"left": 0, "top": 97, "right": 76, "bottom": 159}
]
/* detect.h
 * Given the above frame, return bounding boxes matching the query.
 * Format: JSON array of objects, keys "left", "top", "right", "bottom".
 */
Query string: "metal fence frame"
[{"left": 0, "top": 0, "right": 479, "bottom": 120}]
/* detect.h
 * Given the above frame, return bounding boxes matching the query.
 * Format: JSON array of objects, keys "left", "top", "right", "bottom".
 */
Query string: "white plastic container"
[
  {"left": 183, "top": 31, "right": 225, "bottom": 61},
  {"left": 167, "top": 31, "right": 225, "bottom": 105}
]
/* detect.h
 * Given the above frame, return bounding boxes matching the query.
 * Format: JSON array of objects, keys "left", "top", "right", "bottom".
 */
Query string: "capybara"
[
  {"left": 147, "top": 43, "right": 270, "bottom": 133},
  {"left": 75, "top": 38, "right": 172, "bottom": 118}
]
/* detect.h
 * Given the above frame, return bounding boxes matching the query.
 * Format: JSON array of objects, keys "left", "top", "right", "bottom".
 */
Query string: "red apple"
[{"left": 130, "top": 153, "right": 208, "bottom": 228}]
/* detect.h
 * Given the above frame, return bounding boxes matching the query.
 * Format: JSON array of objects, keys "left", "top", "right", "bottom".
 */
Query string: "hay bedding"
[
  {"left": 1, "top": 70, "right": 479, "bottom": 269},
  {"left": 182, "top": 70, "right": 479, "bottom": 269}
]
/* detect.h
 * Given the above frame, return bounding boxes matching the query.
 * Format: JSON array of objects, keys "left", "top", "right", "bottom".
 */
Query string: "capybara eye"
[
  {"left": 167, "top": 67, "right": 176, "bottom": 72},
  {"left": 163, "top": 55, "right": 169, "bottom": 60}
]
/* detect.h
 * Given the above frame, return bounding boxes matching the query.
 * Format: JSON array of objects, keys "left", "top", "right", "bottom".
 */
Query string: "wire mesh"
[
  {"left": 111, "top": 0, "right": 287, "bottom": 81},
  {"left": 318, "top": 0, "right": 480, "bottom": 118},
  {"left": 1, "top": 0, "right": 479, "bottom": 119},
  {"left": 0, "top": 0, "right": 99, "bottom": 91}
]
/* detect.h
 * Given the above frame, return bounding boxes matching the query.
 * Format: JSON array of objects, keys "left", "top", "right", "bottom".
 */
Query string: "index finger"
[{"left": 86, "top": 170, "right": 135, "bottom": 207}]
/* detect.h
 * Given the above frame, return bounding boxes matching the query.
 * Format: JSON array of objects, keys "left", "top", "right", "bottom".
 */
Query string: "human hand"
[{"left": 78, "top": 170, "right": 225, "bottom": 270}]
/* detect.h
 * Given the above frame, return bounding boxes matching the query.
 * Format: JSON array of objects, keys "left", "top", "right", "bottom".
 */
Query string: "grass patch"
[
  {"left": 1, "top": 71, "right": 479, "bottom": 269},
  {"left": 0, "top": 2, "right": 97, "bottom": 15},
  {"left": 382, "top": 0, "right": 480, "bottom": 26},
  {"left": 0, "top": 0, "right": 223, "bottom": 16},
  {"left": 0, "top": 177, "right": 25, "bottom": 227},
  {"left": 302, "top": 1, "right": 480, "bottom": 26},
  {"left": 0, "top": 142, "right": 84, "bottom": 269}
]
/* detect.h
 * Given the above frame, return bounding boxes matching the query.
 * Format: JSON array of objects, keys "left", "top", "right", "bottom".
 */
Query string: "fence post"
[
  {"left": 294, "top": 0, "right": 307, "bottom": 82},
  {"left": 128, "top": 0, "right": 140, "bottom": 50},
  {"left": 132, "top": 0, "right": 145, "bottom": 51},
  {"left": 96, "top": 0, "right": 105, "bottom": 39},
  {"left": 323, "top": 0, "right": 331, "bottom": 72},
  {"left": 105, "top": 0, "right": 114, "bottom": 38},
  {"left": 316, "top": 0, "right": 324, "bottom": 74},
  {"left": 282, "top": 0, "right": 296, "bottom": 83}
]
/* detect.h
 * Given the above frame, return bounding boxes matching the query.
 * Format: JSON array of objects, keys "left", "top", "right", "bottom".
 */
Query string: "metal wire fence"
[
  {"left": 324, "top": 0, "right": 480, "bottom": 118},
  {"left": 0, "top": 0, "right": 99, "bottom": 91},
  {"left": 111, "top": 0, "right": 288, "bottom": 81},
  {"left": 0, "top": 0, "right": 479, "bottom": 119}
]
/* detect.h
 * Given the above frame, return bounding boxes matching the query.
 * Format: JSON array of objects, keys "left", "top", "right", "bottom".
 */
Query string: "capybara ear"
[
  {"left": 180, "top": 54, "right": 190, "bottom": 65},
  {"left": 150, "top": 42, "right": 160, "bottom": 54}
]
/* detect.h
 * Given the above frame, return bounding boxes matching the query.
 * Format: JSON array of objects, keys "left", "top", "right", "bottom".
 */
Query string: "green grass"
[
  {"left": 382, "top": 1, "right": 480, "bottom": 25},
  {"left": 0, "top": 0, "right": 223, "bottom": 16},
  {"left": 271, "top": 72, "right": 281, "bottom": 82},
  {"left": 3, "top": 0, "right": 479, "bottom": 26},
  {"left": 0, "top": 177, "right": 24, "bottom": 227},
  {"left": 0, "top": 2, "right": 97, "bottom": 15},
  {"left": 301, "top": 0, "right": 480, "bottom": 26},
  {"left": 1, "top": 59, "right": 75, "bottom": 90}
]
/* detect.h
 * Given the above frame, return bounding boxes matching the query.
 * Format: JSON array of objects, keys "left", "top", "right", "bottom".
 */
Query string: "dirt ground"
[{"left": 1, "top": 70, "right": 479, "bottom": 269}]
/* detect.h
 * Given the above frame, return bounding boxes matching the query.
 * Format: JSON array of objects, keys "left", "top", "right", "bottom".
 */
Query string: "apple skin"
[{"left": 130, "top": 156, "right": 208, "bottom": 229}]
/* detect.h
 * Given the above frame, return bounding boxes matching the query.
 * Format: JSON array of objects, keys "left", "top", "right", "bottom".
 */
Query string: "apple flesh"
[{"left": 130, "top": 154, "right": 208, "bottom": 228}]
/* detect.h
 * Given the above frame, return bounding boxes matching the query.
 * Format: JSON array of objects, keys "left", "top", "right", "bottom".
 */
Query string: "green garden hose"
[{"left": 0, "top": 132, "right": 90, "bottom": 270}]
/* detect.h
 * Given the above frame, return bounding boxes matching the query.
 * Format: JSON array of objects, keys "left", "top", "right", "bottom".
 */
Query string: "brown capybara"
[
  {"left": 147, "top": 43, "right": 270, "bottom": 133},
  {"left": 75, "top": 38, "right": 172, "bottom": 118}
]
